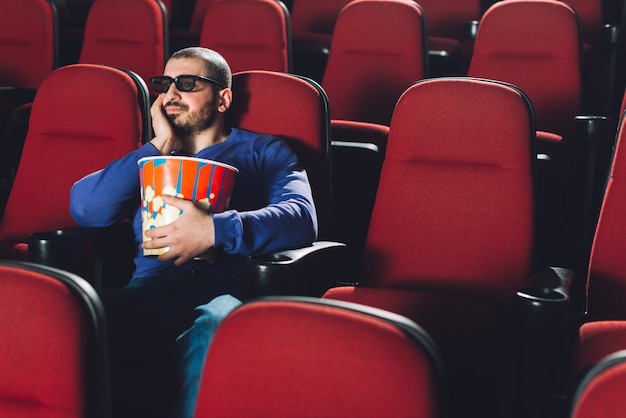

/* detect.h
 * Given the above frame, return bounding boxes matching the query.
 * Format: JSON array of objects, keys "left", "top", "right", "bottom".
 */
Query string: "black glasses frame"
[{"left": 150, "top": 75, "right": 226, "bottom": 93}]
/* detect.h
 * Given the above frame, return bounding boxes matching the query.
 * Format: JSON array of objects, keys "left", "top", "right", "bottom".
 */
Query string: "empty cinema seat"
[
  {"left": 468, "top": 0, "right": 590, "bottom": 267},
  {"left": 194, "top": 297, "right": 447, "bottom": 418},
  {"left": 0, "top": 0, "right": 59, "bottom": 182},
  {"left": 322, "top": 0, "right": 429, "bottom": 276},
  {"left": 199, "top": 0, "right": 291, "bottom": 73},
  {"left": 469, "top": 0, "right": 584, "bottom": 157},
  {"left": 0, "top": 260, "right": 110, "bottom": 418},
  {"left": 323, "top": 77, "right": 575, "bottom": 418},
  {"left": 79, "top": 0, "right": 169, "bottom": 96},
  {"left": 0, "top": 64, "right": 150, "bottom": 262}
]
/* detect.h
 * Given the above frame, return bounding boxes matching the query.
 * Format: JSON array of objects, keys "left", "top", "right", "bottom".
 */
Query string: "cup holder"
[{"left": 28, "top": 229, "right": 73, "bottom": 270}]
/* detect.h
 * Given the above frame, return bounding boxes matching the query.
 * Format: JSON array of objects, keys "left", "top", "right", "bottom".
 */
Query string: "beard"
[{"left": 165, "top": 100, "right": 217, "bottom": 137}]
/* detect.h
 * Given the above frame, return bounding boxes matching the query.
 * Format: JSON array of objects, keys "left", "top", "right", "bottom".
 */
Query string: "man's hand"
[
  {"left": 142, "top": 195, "right": 216, "bottom": 265},
  {"left": 150, "top": 94, "right": 182, "bottom": 155}
]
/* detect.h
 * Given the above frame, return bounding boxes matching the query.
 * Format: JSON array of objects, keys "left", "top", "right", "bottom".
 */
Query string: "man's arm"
[{"left": 69, "top": 144, "right": 161, "bottom": 227}]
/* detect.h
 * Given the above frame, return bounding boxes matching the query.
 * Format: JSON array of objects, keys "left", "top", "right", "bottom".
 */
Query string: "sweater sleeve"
[
  {"left": 70, "top": 143, "right": 160, "bottom": 227},
  {"left": 212, "top": 138, "right": 318, "bottom": 256}
]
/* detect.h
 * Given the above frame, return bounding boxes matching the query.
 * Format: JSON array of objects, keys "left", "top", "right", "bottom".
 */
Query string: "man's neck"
[{"left": 182, "top": 125, "right": 230, "bottom": 155}]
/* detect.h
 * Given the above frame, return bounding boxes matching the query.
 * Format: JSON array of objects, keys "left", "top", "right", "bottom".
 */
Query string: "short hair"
[{"left": 169, "top": 47, "right": 232, "bottom": 89}]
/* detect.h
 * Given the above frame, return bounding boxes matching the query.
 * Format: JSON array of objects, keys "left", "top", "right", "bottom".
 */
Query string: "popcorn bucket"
[{"left": 138, "top": 156, "right": 238, "bottom": 256}]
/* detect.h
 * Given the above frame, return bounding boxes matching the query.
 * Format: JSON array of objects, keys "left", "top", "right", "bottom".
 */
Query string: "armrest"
[
  {"left": 514, "top": 266, "right": 576, "bottom": 401},
  {"left": 29, "top": 223, "right": 136, "bottom": 288},
  {"left": 330, "top": 119, "right": 390, "bottom": 152},
  {"left": 514, "top": 266, "right": 574, "bottom": 332},
  {"left": 573, "top": 115, "right": 613, "bottom": 240},
  {"left": 574, "top": 115, "right": 612, "bottom": 145},
  {"left": 463, "top": 20, "right": 480, "bottom": 41},
  {"left": 244, "top": 240, "right": 348, "bottom": 297}
]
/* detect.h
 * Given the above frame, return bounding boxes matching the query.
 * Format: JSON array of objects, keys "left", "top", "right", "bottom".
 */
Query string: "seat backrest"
[
  {"left": 586, "top": 111, "right": 626, "bottom": 320},
  {"left": 226, "top": 70, "right": 331, "bottom": 237},
  {"left": 521, "top": 0, "right": 603, "bottom": 52},
  {"left": 79, "top": 0, "right": 168, "bottom": 96},
  {"left": 0, "top": 63, "right": 150, "bottom": 256},
  {"left": 194, "top": 296, "right": 446, "bottom": 418},
  {"left": 0, "top": 0, "right": 58, "bottom": 90},
  {"left": 199, "top": 0, "right": 291, "bottom": 73},
  {"left": 0, "top": 260, "right": 109, "bottom": 418},
  {"left": 468, "top": 0, "right": 583, "bottom": 140},
  {"left": 570, "top": 349, "right": 626, "bottom": 418},
  {"left": 360, "top": 77, "right": 536, "bottom": 304},
  {"left": 321, "top": 0, "right": 428, "bottom": 125},
  {"left": 188, "top": 0, "right": 220, "bottom": 37}
]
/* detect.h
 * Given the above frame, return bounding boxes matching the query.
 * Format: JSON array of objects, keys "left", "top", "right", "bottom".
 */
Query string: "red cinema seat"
[
  {"left": 322, "top": 0, "right": 428, "bottom": 276},
  {"left": 0, "top": 64, "right": 150, "bottom": 261},
  {"left": 194, "top": 297, "right": 447, "bottom": 418},
  {"left": 323, "top": 77, "right": 567, "bottom": 417},
  {"left": 79, "top": 0, "right": 169, "bottom": 96},
  {"left": 0, "top": 260, "right": 110, "bottom": 418},
  {"left": 199, "top": 0, "right": 291, "bottom": 73}
]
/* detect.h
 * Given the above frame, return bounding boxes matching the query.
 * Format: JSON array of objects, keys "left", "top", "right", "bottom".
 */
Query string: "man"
[{"left": 70, "top": 47, "right": 317, "bottom": 417}]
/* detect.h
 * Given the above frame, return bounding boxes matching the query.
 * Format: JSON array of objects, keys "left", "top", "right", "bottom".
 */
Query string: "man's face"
[{"left": 161, "top": 57, "right": 220, "bottom": 136}]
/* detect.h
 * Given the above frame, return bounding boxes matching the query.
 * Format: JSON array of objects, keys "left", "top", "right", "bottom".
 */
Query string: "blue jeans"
[
  {"left": 173, "top": 294, "right": 242, "bottom": 418},
  {"left": 98, "top": 261, "right": 247, "bottom": 418}
]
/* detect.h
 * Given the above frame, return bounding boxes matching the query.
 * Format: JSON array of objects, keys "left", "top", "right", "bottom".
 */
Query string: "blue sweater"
[{"left": 70, "top": 128, "right": 318, "bottom": 279}]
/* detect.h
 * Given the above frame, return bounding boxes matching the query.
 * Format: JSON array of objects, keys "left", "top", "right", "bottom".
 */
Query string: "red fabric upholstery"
[
  {"left": 322, "top": 0, "right": 428, "bottom": 263},
  {"left": 324, "top": 77, "right": 537, "bottom": 416},
  {"left": 0, "top": 261, "right": 108, "bottom": 418},
  {"left": 226, "top": 70, "right": 331, "bottom": 236},
  {"left": 0, "top": 64, "right": 148, "bottom": 257},
  {"left": 347, "top": 77, "right": 535, "bottom": 302},
  {"left": 322, "top": 0, "right": 428, "bottom": 125},
  {"left": 585, "top": 112, "right": 626, "bottom": 321},
  {"left": 519, "top": 0, "right": 602, "bottom": 53},
  {"left": 0, "top": 0, "right": 58, "bottom": 90},
  {"left": 570, "top": 109, "right": 626, "bottom": 386},
  {"left": 468, "top": 0, "right": 582, "bottom": 145},
  {"left": 194, "top": 297, "right": 445, "bottom": 418},
  {"left": 570, "top": 349, "right": 626, "bottom": 418},
  {"left": 199, "top": 0, "right": 290, "bottom": 73},
  {"left": 79, "top": 0, "right": 168, "bottom": 96},
  {"left": 574, "top": 321, "right": 626, "bottom": 380}
]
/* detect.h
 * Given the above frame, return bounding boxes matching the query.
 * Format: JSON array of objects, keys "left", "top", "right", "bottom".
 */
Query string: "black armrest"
[
  {"left": 29, "top": 223, "right": 136, "bottom": 288},
  {"left": 514, "top": 266, "right": 576, "bottom": 404},
  {"left": 244, "top": 240, "right": 348, "bottom": 297},
  {"left": 30, "top": 226, "right": 349, "bottom": 296},
  {"left": 573, "top": 115, "right": 613, "bottom": 240},
  {"left": 515, "top": 266, "right": 574, "bottom": 331},
  {"left": 463, "top": 20, "right": 480, "bottom": 41}
]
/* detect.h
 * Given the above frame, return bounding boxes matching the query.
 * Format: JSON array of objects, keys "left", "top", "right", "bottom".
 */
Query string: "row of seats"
[
  {"left": 4, "top": 257, "right": 626, "bottom": 418},
  {"left": 4, "top": 67, "right": 626, "bottom": 417},
  {"left": 0, "top": 60, "right": 622, "bottom": 417},
  {"left": 1, "top": 1, "right": 626, "bottom": 417}
]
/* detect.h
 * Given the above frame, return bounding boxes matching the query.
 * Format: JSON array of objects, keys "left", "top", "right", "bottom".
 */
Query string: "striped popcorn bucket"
[{"left": 138, "top": 156, "right": 238, "bottom": 256}]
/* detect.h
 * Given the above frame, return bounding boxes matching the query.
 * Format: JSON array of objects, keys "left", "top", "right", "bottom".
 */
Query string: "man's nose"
[{"left": 164, "top": 83, "right": 182, "bottom": 101}]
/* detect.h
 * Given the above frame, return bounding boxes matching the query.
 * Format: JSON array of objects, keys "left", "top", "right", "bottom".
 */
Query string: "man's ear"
[{"left": 217, "top": 88, "right": 232, "bottom": 113}]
